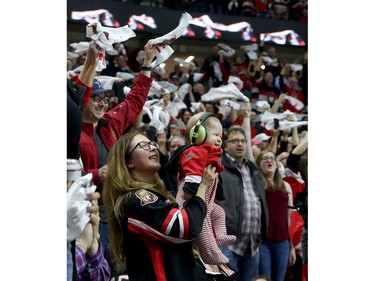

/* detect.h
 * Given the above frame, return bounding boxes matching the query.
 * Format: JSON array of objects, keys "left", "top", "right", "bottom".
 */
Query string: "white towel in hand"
[
  {"left": 67, "top": 173, "right": 97, "bottom": 241},
  {"left": 150, "top": 12, "right": 192, "bottom": 68}
]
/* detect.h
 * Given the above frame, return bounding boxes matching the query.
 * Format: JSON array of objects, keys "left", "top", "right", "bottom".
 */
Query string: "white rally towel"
[
  {"left": 260, "top": 110, "right": 294, "bottom": 124},
  {"left": 96, "top": 75, "right": 124, "bottom": 90},
  {"left": 152, "top": 64, "right": 166, "bottom": 76},
  {"left": 155, "top": 80, "right": 179, "bottom": 94},
  {"left": 290, "top": 63, "right": 303, "bottom": 72},
  {"left": 182, "top": 72, "right": 204, "bottom": 83},
  {"left": 190, "top": 101, "right": 203, "bottom": 113},
  {"left": 169, "top": 93, "right": 188, "bottom": 118},
  {"left": 219, "top": 99, "right": 241, "bottom": 119},
  {"left": 240, "top": 44, "right": 258, "bottom": 60},
  {"left": 67, "top": 51, "right": 79, "bottom": 59},
  {"left": 264, "top": 120, "right": 308, "bottom": 131},
  {"left": 148, "top": 82, "right": 164, "bottom": 98},
  {"left": 67, "top": 65, "right": 83, "bottom": 79},
  {"left": 148, "top": 80, "right": 173, "bottom": 98},
  {"left": 170, "top": 99, "right": 188, "bottom": 119},
  {"left": 176, "top": 83, "right": 191, "bottom": 101},
  {"left": 70, "top": 41, "right": 90, "bottom": 55},
  {"left": 228, "top": 75, "right": 244, "bottom": 91},
  {"left": 67, "top": 173, "right": 97, "bottom": 242},
  {"left": 86, "top": 21, "right": 136, "bottom": 71},
  {"left": 116, "top": 72, "right": 135, "bottom": 81},
  {"left": 201, "top": 83, "right": 249, "bottom": 102},
  {"left": 123, "top": 86, "right": 132, "bottom": 96},
  {"left": 256, "top": 101, "right": 270, "bottom": 112},
  {"left": 217, "top": 43, "right": 235, "bottom": 57},
  {"left": 143, "top": 104, "right": 171, "bottom": 134},
  {"left": 150, "top": 12, "right": 192, "bottom": 68},
  {"left": 285, "top": 95, "right": 305, "bottom": 110}
]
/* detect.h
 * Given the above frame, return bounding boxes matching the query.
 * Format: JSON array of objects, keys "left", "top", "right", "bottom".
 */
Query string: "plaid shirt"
[
  {"left": 227, "top": 157, "right": 262, "bottom": 256},
  {"left": 75, "top": 241, "right": 111, "bottom": 281}
]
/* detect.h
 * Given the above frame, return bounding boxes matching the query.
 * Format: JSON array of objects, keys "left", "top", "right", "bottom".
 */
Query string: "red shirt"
[{"left": 265, "top": 188, "right": 289, "bottom": 241}]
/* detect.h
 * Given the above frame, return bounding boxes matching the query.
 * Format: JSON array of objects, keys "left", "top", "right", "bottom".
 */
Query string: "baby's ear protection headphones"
[{"left": 189, "top": 112, "right": 216, "bottom": 145}]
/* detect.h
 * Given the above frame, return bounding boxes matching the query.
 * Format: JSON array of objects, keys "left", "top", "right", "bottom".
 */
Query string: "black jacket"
[{"left": 217, "top": 153, "right": 269, "bottom": 244}]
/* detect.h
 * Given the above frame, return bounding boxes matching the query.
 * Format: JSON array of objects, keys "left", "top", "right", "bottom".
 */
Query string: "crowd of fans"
[{"left": 67, "top": 17, "right": 308, "bottom": 281}]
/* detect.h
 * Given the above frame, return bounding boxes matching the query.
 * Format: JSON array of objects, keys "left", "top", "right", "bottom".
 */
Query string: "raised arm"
[
  {"left": 102, "top": 40, "right": 156, "bottom": 142},
  {"left": 268, "top": 128, "right": 280, "bottom": 155},
  {"left": 140, "top": 40, "right": 156, "bottom": 78},
  {"left": 292, "top": 139, "right": 308, "bottom": 155},
  {"left": 289, "top": 113, "right": 300, "bottom": 147},
  {"left": 271, "top": 93, "right": 286, "bottom": 113},
  {"left": 240, "top": 100, "right": 255, "bottom": 162},
  {"left": 78, "top": 43, "right": 98, "bottom": 87}
]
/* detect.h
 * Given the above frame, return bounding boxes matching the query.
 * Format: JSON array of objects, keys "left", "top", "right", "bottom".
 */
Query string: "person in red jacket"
[{"left": 79, "top": 39, "right": 157, "bottom": 278}]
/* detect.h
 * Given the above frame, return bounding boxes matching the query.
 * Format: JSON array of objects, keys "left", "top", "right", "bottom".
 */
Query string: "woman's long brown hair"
[{"left": 102, "top": 130, "right": 175, "bottom": 271}]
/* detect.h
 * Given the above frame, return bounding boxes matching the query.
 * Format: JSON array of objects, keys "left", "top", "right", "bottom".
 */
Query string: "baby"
[{"left": 174, "top": 112, "right": 236, "bottom": 264}]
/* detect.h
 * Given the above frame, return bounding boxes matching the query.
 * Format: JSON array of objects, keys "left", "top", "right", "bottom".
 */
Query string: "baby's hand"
[{"left": 181, "top": 191, "right": 193, "bottom": 201}]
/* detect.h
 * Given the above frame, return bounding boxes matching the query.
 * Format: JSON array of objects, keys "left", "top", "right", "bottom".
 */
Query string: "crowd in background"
[{"left": 67, "top": 13, "right": 308, "bottom": 280}]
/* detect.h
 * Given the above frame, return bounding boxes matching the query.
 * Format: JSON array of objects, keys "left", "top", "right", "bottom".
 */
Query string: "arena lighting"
[{"left": 185, "top": 56, "right": 194, "bottom": 62}]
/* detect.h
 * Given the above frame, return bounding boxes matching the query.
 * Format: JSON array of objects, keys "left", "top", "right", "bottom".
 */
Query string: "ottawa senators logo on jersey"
[
  {"left": 185, "top": 152, "right": 194, "bottom": 160},
  {"left": 135, "top": 189, "right": 158, "bottom": 206}
]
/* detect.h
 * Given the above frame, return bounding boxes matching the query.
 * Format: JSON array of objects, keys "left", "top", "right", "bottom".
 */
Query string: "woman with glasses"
[
  {"left": 255, "top": 150, "right": 296, "bottom": 281},
  {"left": 102, "top": 130, "right": 218, "bottom": 281}
]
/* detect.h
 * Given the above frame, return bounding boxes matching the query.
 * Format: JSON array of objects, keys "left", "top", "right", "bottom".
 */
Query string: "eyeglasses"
[
  {"left": 261, "top": 156, "right": 276, "bottom": 162},
  {"left": 91, "top": 95, "right": 109, "bottom": 104},
  {"left": 227, "top": 139, "right": 247, "bottom": 145},
  {"left": 126, "top": 141, "right": 156, "bottom": 159}
]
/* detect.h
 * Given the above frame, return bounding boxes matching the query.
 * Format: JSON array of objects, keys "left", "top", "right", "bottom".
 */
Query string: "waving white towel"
[
  {"left": 217, "top": 43, "right": 235, "bottom": 57},
  {"left": 116, "top": 72, "right": 135, "bottom": 81},
  {"left": 240, "top": 44, "right": 258, "bottom": 60},
  {"left": 70, "top": 41, "right": 90, "bottom": 55},
  {"left": 67, "top": 173, "right": 97, "bottom": 242},
  {"left": 169, "top": 97, "right": 187, "bottom": 118},
  {"left": 96, "top": 75, "right": 124, "bottom": 90},
  {"left": 86, "top": 22, "right": 136, "bottom": 50},
  {"left": 182, "top": 72, "right": 204, "bottom": 83},
  {"left": 265, "top": 120, "right": 308, "bottom": 131},
  {"left": 150, "top": 12, "right": 192, "bottom": 68},
  {"left": 176, "top": 83, "right": 191, "bottom": 101},
  {"left": 260, "top": 110, "right": 294, "bottom": 124},
  {"left": 155, "top": 80, "right": 179, "bottom": 94},
  {"left": 228, "top": 75, "right": 243, "bottom": 91},
  {"left": 256, "top": 101, "right": 270, "bottom": 112},
  {"left": 285, "top": 96, "right": 305, "bottom": 110},
  {"left": 86, "top": 21, "right": 136, "bottom": 71},
  {"left": 201, "top": 83, "right": 249, "bottom": 102},
  {"left": 143, "top": 104, "right": 171, "bottom": 134}
]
